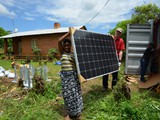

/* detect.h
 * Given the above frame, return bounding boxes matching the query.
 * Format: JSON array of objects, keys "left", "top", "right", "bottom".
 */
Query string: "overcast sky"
[{"left": 0, "top": 0, "right": 159, "bottom": 34}]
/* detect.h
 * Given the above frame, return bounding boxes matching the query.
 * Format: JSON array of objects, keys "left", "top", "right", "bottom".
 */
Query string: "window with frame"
[{"left": 31, "top": 39, "right": 37, "bottom": 49}]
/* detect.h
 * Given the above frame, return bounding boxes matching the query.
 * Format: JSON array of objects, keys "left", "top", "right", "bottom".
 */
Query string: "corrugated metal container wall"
[
  {"left": 158, "top": 24, "right": 160, "bottom": 47},
  {"left": 157, "top": 23, "right": 160, "bottom": 73},
  {"left": 125, "top": 24, "right": 153, "bottom": 74}
]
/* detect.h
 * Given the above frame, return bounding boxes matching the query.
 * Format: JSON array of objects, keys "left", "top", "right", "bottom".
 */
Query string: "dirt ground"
[
  {"left": 0, "top": 77, "right": 28, "bottom": 100},
  {"left": 0, "top": 74, "right": 159, "bottom": 100}
]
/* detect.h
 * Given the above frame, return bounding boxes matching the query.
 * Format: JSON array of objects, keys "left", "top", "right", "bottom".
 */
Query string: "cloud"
[
  {"left": 45, "top": 17, "right": 59, "bottom": 22},
  {"left": 24, "top": 12, "right": 39, "bottom": 17},
  {"left": 35, "top": 0, "right": 100, "bottom": 25},
  {"left": 101, "top": 24, "right": 113, "bottom": 30},
  {"left": 23, "top": 17, "right": 35, "bottom": 21},
  {"left": 0, "top": 0, "right": 15, "bottom": 7},
  {"left": 0, "top": 3, "right": 16, "bottom": 18},
  {"left": 0, "top": 0, "right": 159, "bottom": 31},
  {"left": 1, "top": 0, "right": 159, "bottom": 23},
  {"left": 34, "top": 0, "right": 159, "bottom": 26}
]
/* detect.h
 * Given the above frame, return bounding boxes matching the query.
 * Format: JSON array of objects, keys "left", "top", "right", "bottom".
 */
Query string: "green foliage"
[
  {"left": 43, "top": 81, "right": 61, "bottom": 99},
  {"left": 131, "top": 4, "right": 160, "bottom": 24},
  {"left": 83, "top": 88, "right": 160, "bottom": 120},
  {"left": 31, "top": 40, "right": 42, "bottom": 63},
  {"left": 32, "top": 47, "right": 41, "bottom": 62},
  {"left": 0, "top": 59, "right": 12, "bottom": 69},
  {"left": 0, "top": 48, "right": 3, "bottom": 53},
  {"left": 108, "top": 3, "right": 160, "bottom": 51},
  {"left": 0, "top": 92, "right": 62, "bottom": 120},
  {"left": 32, "top": 48, "right": 41, "bottom": 55},
  {"left": 0, "top": 27, "right": 11, "bottom": 48},
  {"left": 0, "top": 61, "right": 62, "bottom": 120},
  {"left": 6, "top": 46, "right": 13, "bottom": 55},
  {"left": 0, "top": 27, "right": 9, "bottom": 36},
  {"left": 48, "top": 48, "right": 58, "bottom": 60},
  {"left": 113, "top": 79, "right": 131, "bottom": 102},
  {"left": 0, "top": 60, "right": 160, "bottom": 120},
  {"left": 0, "top": 54, "right": 5, "bottom": 59},
  {"left": 109, "top": 20, "right": 131, "bottom": 44}
]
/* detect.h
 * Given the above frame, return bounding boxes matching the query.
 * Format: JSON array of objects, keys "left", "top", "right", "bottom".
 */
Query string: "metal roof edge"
[{"left": 0, "top": 26, "right": 85, "bottom": 39}]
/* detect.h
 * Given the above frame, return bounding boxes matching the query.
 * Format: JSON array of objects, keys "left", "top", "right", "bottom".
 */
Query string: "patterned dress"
[{"left": 60, "top": 52, "right": 83, "bottom": 116}]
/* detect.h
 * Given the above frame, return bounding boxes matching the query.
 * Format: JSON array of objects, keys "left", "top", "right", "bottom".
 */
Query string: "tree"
[
  {"left": 108, "top": 3, "right": 160, "bottom": 41},
  {"left": 109, "top": 20, "right": 131, "bottom": 44},
  {"left": 131, "top": 4, "right": 160, "bottom": 24},
  {"left": 48, "top": 48, "right": 58, "bottom": 61},
  {"left": 0, "top": 27, "right": 11, "bottom": 48},
  {"left": 108, "top": 3, "right": 160, "bottom": 61},
  {"left": 32, "top": 45, "right": 41, "bottom": 63}
]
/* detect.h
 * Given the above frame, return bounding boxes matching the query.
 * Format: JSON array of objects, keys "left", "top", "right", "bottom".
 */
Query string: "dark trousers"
[
  {"left": 150, "top": 59, "right": 157, "bottom": 74},
  {"left": 102, "top": 71, "right": 118, "bottom": 89},
  {"left": 140, "top": 58, "right": 149, "bottom": 81}
]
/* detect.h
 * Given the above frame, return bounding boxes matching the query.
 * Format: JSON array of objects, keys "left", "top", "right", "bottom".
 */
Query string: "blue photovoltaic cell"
[{"left": 72, "top": 29, "right": 119, "bottom": 80}]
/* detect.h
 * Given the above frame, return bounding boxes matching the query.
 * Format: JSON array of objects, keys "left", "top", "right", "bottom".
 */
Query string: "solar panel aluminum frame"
[{"left": 70, "top": 27, "right": 119, "bottom": 81}]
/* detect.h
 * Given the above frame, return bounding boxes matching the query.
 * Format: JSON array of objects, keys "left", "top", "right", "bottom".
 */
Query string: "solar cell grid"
[{"left": 71, "top": 29, "right": 119, "bottom": 80}]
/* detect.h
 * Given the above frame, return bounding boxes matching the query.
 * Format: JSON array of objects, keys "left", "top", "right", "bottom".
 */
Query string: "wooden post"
[
  {"left": 12, "top": 65, "right": 18, "bottom": 83},
  {"left": 4, "top": 39, "right": 8, "bottom": 54}
]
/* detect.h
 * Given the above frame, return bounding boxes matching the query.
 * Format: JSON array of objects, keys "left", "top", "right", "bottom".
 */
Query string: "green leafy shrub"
[
  {"left": 0, "top": 54, "right": 5, "bottom": 59},
  {"left": 32, "top": 48, "right": 41, "bottom": 56},
  {"left": 32, "top": 47, "right": 41, "bottom": 62},
  {"left": 113, "top": 80, "right": 131, "bottom": 102},
  {"left": 48, "top": 48, "right": 58, "bottom": 60}
]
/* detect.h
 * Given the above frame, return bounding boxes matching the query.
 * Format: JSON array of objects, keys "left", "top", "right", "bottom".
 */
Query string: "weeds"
[{"left": 0, "top": 60, "right": 160, "bottom": 120}]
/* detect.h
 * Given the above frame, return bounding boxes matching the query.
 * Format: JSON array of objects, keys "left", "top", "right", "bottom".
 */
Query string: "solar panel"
[{"left": 70, "top": 28, "right": 119, "bottom": 80}]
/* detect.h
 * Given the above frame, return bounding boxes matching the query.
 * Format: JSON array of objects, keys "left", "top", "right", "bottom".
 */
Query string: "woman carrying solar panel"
[{"left": 59, "top": 39, "right": 83, "bottom": 120}]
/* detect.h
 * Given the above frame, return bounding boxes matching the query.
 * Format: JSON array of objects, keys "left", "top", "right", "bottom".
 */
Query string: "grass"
[
  {"left": 0, "top": 60, "right": 160, "bottom": 120},
  {"left": 0, "top": 48, "right": 3, "bottom": 53},
  {"left": 82, "top": 90, "right": 160, "bottom": 120},
  {"left": 0, "top": 60, "right": 13, "bottom": 70}
]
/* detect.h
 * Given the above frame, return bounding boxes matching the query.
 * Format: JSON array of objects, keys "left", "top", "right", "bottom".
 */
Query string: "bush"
[
  {"left": 0, "top": 54, "right": 5, "bottom": 59},
  {"left": 32, "top": 48, "right": 41, "bottom": 56},
  {"left": 48, "top": 48, "right": 58, "bottom": 60},
  {"left": 32, "top": 47, "right": 41, "bottom": 62},
  {"left": 113, "top": 80, "right": 131, "bottom": 102}
]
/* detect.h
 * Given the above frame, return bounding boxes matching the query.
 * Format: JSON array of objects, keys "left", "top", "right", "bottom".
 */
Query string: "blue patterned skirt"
[{"left": 60, "top": 70, "right": 83, "bottom": 116}]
